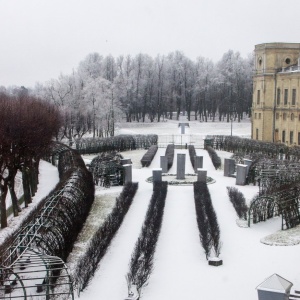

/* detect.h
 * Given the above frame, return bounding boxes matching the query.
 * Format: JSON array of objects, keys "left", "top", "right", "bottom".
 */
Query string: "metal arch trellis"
[
  {"left": 89, "top": 160, "right": 124, "bottom": 187},
  {"left": 248, "top": 196, "right": 279, "bottom": 227},
  {"left": 248, "top": 188, "right": 300, "bottom": 230},
  {"left": 0, "top": 248, "right": 73, "bottom": 299},
  {"left": 0, "top": 177, "right": 76, "bottom": 299}
]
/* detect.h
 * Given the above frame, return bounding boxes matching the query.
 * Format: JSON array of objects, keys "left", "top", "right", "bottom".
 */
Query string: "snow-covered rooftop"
[{"left": 257, "top": 273, "right": 293, "bottom": 293}]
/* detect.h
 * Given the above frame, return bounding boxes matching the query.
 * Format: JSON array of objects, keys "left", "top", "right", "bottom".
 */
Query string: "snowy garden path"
[{"left": 76, "top": 167, "right": 154, "bottom": 300}]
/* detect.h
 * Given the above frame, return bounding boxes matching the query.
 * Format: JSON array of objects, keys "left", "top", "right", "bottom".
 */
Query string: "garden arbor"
[
  {"left": 248, "top": 187, "right": 300, "bottom": 230},
  {"left": 89, "top": 152, "right": 124, "bottom": 187}
]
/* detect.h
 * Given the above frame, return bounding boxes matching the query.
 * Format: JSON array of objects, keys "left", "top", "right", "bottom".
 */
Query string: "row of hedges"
[
  {"left": 194, "top": 182, "right": 221, "bottom": 259},
  {"left": 188, "top": 145, "right": 196, "bottom": 169},
  {"left": 127, "top": 181, "right": 168, "bottom": 294},
  {"left": 0, "top": 143, "right": 94, "bottom": 265},
  {"left": 209, "top": 135, "right": 294, "bottom": 159},
  {"left": 206, "top": 146, "right": 221, "bottom": 170},
  {"left": 73, "top": 182, "right": 138, "bottom": 292},
  {"left": 75, "top": 134, "right": 158, "bottom": 154},
  {"left": 226, "top": 187, "right": 248, "bottom": 220},
  {"left": 165, "top": 144, "right": 175, "bottom": 171},
  {"left": 141, "top": 145, "right": 158, "bottom": 167}
]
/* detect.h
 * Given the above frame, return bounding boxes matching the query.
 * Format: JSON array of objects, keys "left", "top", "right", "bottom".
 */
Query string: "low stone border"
[
  {"left": 146, "top": 173, "right": 215, "bottom": 185},
  {"left": 260, "top": 225, "right": 300, "bottom": 246}
]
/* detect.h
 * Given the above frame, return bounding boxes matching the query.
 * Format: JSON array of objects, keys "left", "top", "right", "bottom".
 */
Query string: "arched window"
[
  {"left": 291, "top": 113, "right": 295, "bottom": 121},
  {"left": 283, "top": 113, "right": 287, "bottom": 120}
]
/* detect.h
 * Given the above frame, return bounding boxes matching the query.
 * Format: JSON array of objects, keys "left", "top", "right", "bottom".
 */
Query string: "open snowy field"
[
  {"left": 77, "top": 120, "right": 300, "bottom": 300},
  {"left": 116, "top": 118, "right": 251, "bottom": 138}
]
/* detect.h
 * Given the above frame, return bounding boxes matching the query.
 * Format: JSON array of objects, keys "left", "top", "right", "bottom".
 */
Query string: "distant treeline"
[{"left": 1, "top": 49, "right": 253, "bottom": 141}]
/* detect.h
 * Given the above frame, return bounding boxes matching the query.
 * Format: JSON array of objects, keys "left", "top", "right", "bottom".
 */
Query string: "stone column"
[
  {"left": 160, "top": 156, "right": 168, "bottom": 173},
  {"left": 197, "top": 169, "right": 207, "bottom": 183},
  {"left": 194, "top": 156, "right": 203, "bottom": 172},
  {"left": 236, "top": 164, "right": 247, "bottom": 185},
  {"left": 176, "top": 153, "right": 186, "bottom": 179},
  {"left": 152, "top": 168, "right": 162, "bottom": 183},
  {"left": 224, "top": 158, "right": 235, "bottom": 177},
  {"left": 243, "top": 159, "right": 252, "bottom": 175},
  {"left": 181, "top": 123, "right": 185, "bottom": 134},
  {"left": 123, "top": 164, "right": 132, "bottom": 184}
]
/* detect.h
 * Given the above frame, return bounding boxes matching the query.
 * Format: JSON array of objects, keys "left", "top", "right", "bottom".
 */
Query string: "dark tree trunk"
[
  {"left": 1, "top": 186, "right": 8, "bottom": 228},
  {"left": 8, "top": 180, "right": 21, "bottom": 217},
  {"left": 22, "top": 167, "right": 31, "bottom": 207}
]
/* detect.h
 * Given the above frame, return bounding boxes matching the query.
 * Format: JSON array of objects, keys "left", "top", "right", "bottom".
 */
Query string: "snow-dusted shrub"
[
  {"left": 226, "top": 187, "right": 248, "bottom": 220},
  {"left": 188, "top": 145, "right": 196, "bottom": 169},
  {"left": 140, "top": 145, "right": 158, "bottom": 167},
  {"left": 127, "top": 181, "right": 168, "bottom": 293},
  {"left": 209, "top": 135, "right": 290, "bottom": 159},
  {"left": 75, "top": 134, "right": 158, "bottom": 154},
  {"left": 194, "top": 182, "right": 221, "bottom": 259},
  {"left": 165, "top": 144, "right": 175, "bottom": 170},
  {"left": 73, "top": 182, "right": 138, "bottom": 292},
  {"left": 206, "top": 146, "right": 221, "bottom": 170}
]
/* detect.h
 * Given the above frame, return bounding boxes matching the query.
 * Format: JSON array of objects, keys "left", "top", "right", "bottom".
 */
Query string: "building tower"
[{"left": 252, "top": 43, "right": 300, "bottom": 144}]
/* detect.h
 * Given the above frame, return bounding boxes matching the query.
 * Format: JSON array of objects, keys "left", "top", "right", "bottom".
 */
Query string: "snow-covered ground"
[
  {"left": 0, "top": 160, "right": 59, "bottom": 244},
  {"left": 2, "top": 120, "right": 300, "bottom": 300},
  {"left": 76, "top": 120, "right": 300, "bottom": 300}
]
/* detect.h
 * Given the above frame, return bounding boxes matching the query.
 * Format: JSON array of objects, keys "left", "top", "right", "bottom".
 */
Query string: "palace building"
[{"left": 252, "top": 42, "right": 300, "bottom": 144}]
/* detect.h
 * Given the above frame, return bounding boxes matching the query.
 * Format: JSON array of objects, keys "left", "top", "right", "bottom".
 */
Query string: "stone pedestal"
[
  {"left": 181, "top": 123, "right": 185, "bottom": 134},
  {"left": 160, "top": 156, "right": 168, "bottom": 173},
  {"left": 176, "top": 154, "right": 186, "bottom": 179},
  {"left": 197, "top": 169, "right": 207, "bottom": 183},
  {"left": 243, "top": 159, "right": 252, "bottom": 175},
  {"left": 208, "top": 258, "right": 223, "bottom": 267},
  {"left": 152, "top": 169, "right": 162, "bottom": 183},
  {"left": 224, "top": 158, "right": 235, "bottom": 177},
  {"left": 152, "top": 169, "right": 162, "bottom": 190},
  {"left": 123, "top": 164, "right": 132, "bottom": 184},
  {"left": 236, "top": 164, "right": 247, "bottom": 185},
  {"left": 194, "top": 156, "right": 203, "bottom": 172}
]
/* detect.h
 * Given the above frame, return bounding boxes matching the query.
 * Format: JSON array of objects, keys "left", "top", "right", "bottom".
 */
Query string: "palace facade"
[{"left": 252, "top": 42, "right": 300, "bottom": 144}]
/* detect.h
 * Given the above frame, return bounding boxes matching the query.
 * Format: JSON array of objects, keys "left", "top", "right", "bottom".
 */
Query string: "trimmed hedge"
[
  {"left": 194, "top": 182, "right": 221, "bottom": 259},
  {"left": 75, "top": 134, "right": 158, "bottom": 154},
  {"left": 73, "top": 182, "right": 138, "bottom": 292},
  {"left": 226, "top": 187, "right": 248, "bottom": 220},
  {"left": 127, "top": 181, "right": 168, "bottom": 293},
  {"left": 188, "top": 145, "right": 196, "bottom": 169},
  {"left": 141, "top": 145, "right": 158, "bottom": 167},
  {"left": 165, "top": 144, "right": 175, "bottom": 171},
  {"left": 206, "top": 146, "right": 221, "bottom": 170}
]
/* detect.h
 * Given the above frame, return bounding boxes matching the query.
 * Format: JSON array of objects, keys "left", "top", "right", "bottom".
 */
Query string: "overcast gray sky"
[{"left": 1, "top": 0, "right": 300, "bottom": 88}]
